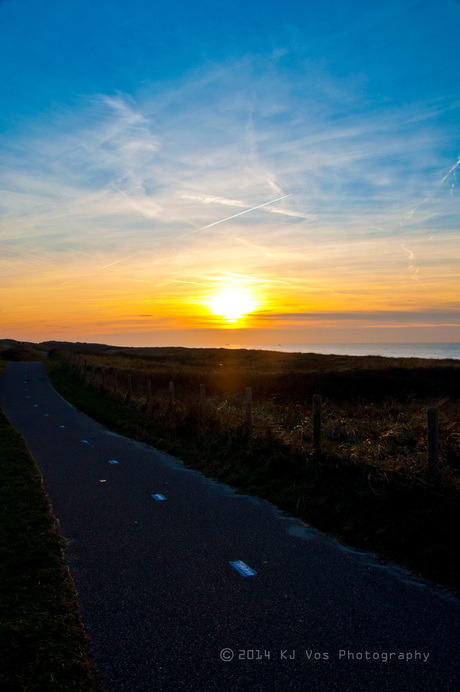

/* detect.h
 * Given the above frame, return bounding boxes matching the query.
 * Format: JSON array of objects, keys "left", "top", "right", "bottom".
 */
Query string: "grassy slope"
[
  {"left": 49, "top": 357, "right": 460, "bottom": 597},
  {"left": 0, "top": 359, "right": 102, "bottom": 692}
]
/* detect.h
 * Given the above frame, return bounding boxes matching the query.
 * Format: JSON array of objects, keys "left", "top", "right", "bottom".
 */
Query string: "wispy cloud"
[
  {"left": 2, "top": 59, "right": 457, "bottom": 253},
  {"left": 440, "top": 155, "right": 460, "bottom": 184},
  {"left": 180, "top": 192, "right": 314, "bottom": 220},
  {"left": 176, "top": 194, "right": 293, "bottom": 240},
  {"left": 400, "top": 243, "right": 427, "bottom": 289},
  {"left": 441, "top": 154, "right": 460, "bottom": 196},
  {"left": 180, "top": 193, "right": 247, "bottom": 207},
  {"left": 1, "top": 55, "right": 459, "bottom": 341}
]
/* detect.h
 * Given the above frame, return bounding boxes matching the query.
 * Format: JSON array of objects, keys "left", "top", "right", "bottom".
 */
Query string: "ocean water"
[{"left": 257, "top": 343, "right": 460, "bottom": 360}]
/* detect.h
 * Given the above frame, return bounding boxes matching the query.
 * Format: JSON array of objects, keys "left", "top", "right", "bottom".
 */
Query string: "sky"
[{"left": 1, "top": 0, "right": 459, "bottom": 347}]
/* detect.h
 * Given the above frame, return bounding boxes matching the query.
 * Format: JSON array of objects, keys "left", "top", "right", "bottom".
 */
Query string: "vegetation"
[
  {"left": 47, "top": 344, "right": 460, "bottom": 596},
  {"left": 0, "top": 340, "right": 46, "bottom": 363},
  {"left": 1, "top": 337, "right": 458, "bottom": 692},
  {"left": 0, "top": 355, "right": 101, "bottom": 691}
]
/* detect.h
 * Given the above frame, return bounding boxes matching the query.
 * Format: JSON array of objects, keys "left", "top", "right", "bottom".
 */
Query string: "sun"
[{"left": 208, "top": 287, "right": 257, "bottom": 322}]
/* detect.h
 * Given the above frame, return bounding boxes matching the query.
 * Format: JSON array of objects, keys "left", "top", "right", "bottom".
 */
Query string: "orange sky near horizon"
[{"left": 2, "top": 230, "right": 459, "bottom": 346}]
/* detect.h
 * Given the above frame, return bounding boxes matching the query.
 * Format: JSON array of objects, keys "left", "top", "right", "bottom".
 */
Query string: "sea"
[{"left": 254, "top": 343, "right": 460, "bottom": 360}]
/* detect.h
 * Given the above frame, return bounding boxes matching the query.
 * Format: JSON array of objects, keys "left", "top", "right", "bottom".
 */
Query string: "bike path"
[{"left": 0, "top": 361, "right": 459, "bottom": 691}]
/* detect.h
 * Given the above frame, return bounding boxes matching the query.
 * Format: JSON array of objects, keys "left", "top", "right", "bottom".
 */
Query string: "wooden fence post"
[
  {"left": 313, "top": 395, "right": 322, "bottom": 456},
  {"left": 200, "top": 384, "right": 206, "bottom": 418},
  {"left": 245, "top": 387, "right": 252, "bottom": 435},
  {"left": 427, "top": 406, "right": 439, "bottom": 475}
]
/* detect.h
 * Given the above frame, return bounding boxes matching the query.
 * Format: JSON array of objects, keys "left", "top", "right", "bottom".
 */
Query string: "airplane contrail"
[
  {"left": 98, "top": 252, "right": 140, "bottom": 269},
  {"left": 77, "top": 193, "right": 293, "bottom": 276},
  {"left": 177, "top": 194, "right": 292, "bottom": 240},
  {"left": 441, "top": 155, "right": 460, "bottom": 184}
]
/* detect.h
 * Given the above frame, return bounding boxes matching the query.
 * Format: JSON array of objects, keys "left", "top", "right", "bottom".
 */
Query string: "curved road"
[{"left": 1, "top": 361, "right": 459, "bottom": 691}]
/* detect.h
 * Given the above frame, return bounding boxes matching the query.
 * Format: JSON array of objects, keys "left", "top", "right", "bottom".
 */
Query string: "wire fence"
[{"left": 58, "top": 350, "right": 460, "bottom": 478}]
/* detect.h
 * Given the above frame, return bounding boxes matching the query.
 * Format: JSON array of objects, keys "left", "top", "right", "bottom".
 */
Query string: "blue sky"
[{"left": 1, "top": 0, "right": 459, "bottom": 345}]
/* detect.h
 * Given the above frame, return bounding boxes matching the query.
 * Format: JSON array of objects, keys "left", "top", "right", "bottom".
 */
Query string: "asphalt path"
[{"left": 1, "top": 361, "right": 459, "bottom": 691}]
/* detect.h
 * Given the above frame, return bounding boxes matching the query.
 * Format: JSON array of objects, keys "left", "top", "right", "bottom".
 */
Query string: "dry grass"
[{"left": 56, "top": 347, "right": 460, "bottom": 489}]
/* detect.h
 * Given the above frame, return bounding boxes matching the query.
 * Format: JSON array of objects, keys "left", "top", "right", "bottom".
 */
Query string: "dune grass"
[
  {"left": 48, "top": 348, "right": 460, "bottom": 596},
  {"left": 0, "top": 358, "right": 102, "bottom": 692},
  {"left": 0, "top": 341, "right": 46, "bottom": 363}
]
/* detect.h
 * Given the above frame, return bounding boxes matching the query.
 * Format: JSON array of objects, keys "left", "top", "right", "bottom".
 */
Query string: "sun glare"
[{"left": 208, "top": 288, "right": 257, "bottom": 322}]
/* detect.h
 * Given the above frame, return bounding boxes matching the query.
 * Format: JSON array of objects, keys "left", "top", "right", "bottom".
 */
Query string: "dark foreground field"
[
  {"left": 1, "top": 339, "right": 459, "bottom": 689},
  {"left": 42, "top": 340, "right": 460, "bottom": 595}
]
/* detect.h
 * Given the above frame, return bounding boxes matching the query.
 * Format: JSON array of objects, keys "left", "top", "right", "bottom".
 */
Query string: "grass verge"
[
  {"left": 49, "top": 357, "right": 460, "bottom": 597},
  {"left": 0, "top": 397, "right": 101, "bottom": 690}
]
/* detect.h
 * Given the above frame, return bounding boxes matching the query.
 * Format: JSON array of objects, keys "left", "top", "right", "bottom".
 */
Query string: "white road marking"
[
  {"left": 151, "top": 494, "right": 166, "bottom": 501},
  {"left": 230, "top": 560, "right": 257, "bottom": 577}
]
